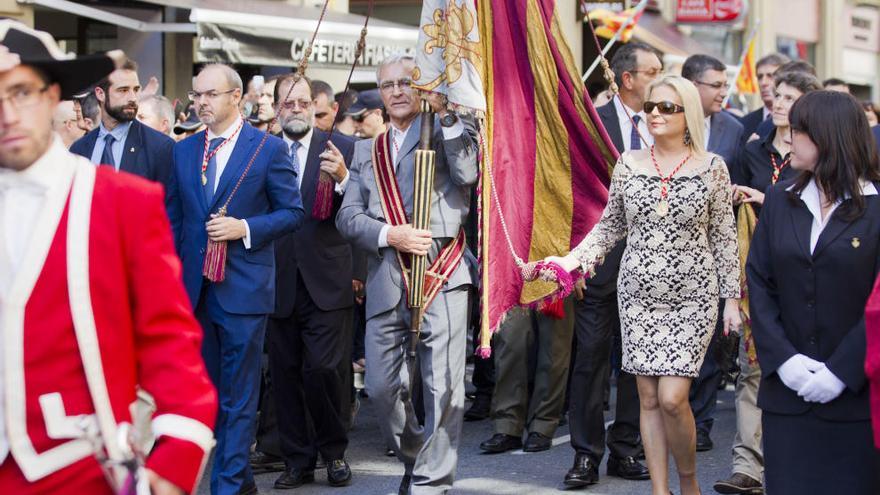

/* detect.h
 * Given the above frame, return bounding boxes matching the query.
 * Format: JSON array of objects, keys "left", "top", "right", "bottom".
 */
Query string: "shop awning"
[{"left": 632, "top": 12, "right": 718, "bottom": 59}]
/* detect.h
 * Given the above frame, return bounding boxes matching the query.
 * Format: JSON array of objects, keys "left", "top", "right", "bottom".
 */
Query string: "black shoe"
[
  {"left": 522, "top": 432, "right": 552, "bottom": 452},
  {"left": 398, "top": 474, "right": 412, "bottom": 495},
  {"left": 696, "top": 429, "right": 713, "bottom": 452},
  {"left": 479, "top": 433, "right": 522, "bottom": 454},
  {"left": 326, "top": 459, "right": 352, "bottom": 487},
  {"left": 237, "top": 482, "right": 258, "bottom": 495},
  {"left": 563, "top": 453, "right": 599, "bottom": 487},
  {"left": 713, "top": 472, "right": 764, "bottom": 494},
  {"left": 274, "top": 467, "right": 315, "bottom": 490},
  {"left": 607, "top": 455, "right": 650, "bottom": 480},
  {"left": 249, "top": 450, "right": 284, "bottom": 474},
  {"left": 464, "top": 395, "right": 491, "bottom": 421}
]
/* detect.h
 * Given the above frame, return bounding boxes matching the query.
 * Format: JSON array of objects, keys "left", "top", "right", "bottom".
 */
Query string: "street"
[{"left": 199, "top": 380, "right": 738, "bottom": 495}]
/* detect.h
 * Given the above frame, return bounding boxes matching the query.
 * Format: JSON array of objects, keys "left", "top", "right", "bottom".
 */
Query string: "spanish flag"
[{"left": 736, "top": 38, "right": 759, "bottom": 95}]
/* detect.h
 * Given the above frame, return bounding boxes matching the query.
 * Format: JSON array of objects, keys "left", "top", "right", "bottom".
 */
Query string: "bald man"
[{"left": 52, "top": 100, "right": 86, "bottom": 147}]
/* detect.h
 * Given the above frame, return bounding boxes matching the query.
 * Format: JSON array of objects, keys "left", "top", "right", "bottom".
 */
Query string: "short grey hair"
[
  {"left": 140, "top": 95, "right": 175, "bottom": 129},
  {"left": 376, "top": 54, "right": 416, "bottom": 83},
  {"left": 196, "top": 63, "right": 243, "bottom": 91}
]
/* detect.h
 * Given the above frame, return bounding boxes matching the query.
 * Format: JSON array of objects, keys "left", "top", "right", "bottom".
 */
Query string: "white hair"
[
  {"left": 140, "top": 95, "right": 175, "bottom": 129},
  {"left": 376, "top": 54, "right": 416, "bottom": 83}
]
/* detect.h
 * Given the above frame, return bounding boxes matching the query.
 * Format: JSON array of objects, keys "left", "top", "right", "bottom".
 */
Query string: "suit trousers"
[
  {"left": 267, "top": 271, "right": 351, "bottom": 469},
  {"left": 731, "top": 335, "right": 763, "bottom": 481},
  {"left": 491, "top": 300, "right": 574, "bottom": 438},
  {"left": 196, "top": 285, "right": 267, "bottom": 495},
  {"left": 689, "top": 301, "right": 724, "bottom": 434},
  {"left": 365, "top": 286, "right": 468, "bottom": 495},
  {"left": 569, "top": 292, "right": 641, "bottom": 463}
]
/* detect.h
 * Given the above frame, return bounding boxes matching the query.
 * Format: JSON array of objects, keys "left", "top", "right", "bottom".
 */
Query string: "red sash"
[{"left": 372, "top": 130, "right": 466, "bottom": 314}]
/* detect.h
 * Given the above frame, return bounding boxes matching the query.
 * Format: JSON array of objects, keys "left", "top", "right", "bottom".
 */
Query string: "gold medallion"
[
  {"left": 852, "top": 237, "right": 861, "bottom": 248},
  {"left": 655, "top": 199, "right": 669, "bottom": 217},
  {"left": 201, "top": 174, "right": 208, "bottom": 186}
]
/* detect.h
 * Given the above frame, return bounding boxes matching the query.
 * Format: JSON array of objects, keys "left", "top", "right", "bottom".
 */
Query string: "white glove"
[
  {"left": 776, "top": 354, "right": 824, "bottom": 392},
  {"left": 798, "top": 365, "right": 846, "bottom": 404}
]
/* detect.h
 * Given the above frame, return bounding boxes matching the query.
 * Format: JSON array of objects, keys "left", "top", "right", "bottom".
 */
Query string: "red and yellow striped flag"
[
  {"left": 587, "top": 8, "right": 643, "bottom": 43},
  {"left": 736, "top": 37, "right": 759, "bottom": 95}
]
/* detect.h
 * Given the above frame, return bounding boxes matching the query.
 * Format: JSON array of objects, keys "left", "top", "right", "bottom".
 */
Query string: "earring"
[{"left": 683, "top": 128, "right": 692, "bottom": 146}]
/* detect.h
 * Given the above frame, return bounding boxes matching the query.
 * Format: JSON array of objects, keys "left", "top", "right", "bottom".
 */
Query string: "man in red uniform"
[{"left": 0, "top": 20, "right": 217, "bottom": 494}]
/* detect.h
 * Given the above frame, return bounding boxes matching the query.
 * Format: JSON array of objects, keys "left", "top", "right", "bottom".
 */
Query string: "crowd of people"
[{"left": 2, "top": 17, "right": 880, "bottom": 495}]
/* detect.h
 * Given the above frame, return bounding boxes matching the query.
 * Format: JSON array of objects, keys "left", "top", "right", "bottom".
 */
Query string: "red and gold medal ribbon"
[{"left": 769, "top": 152, "right": 790, "bottom": 185}]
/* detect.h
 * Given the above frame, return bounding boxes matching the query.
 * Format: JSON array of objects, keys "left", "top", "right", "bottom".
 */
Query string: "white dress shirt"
[
  {"left": 795, "top": 179, "right": 879, "bottom": 253},
  {"left": 206, "top": 116, "right": 253, "bottom": 248},
  {"left": 282, "top": 129, "right": 350, "bottom": 193},
  {"left": 0, "top": 137, "right": 74, "bottom": 463},
  {"left": 613, "top": 97, "right": 652, "bottom": 150},
  {"left": 704, "top": 115, "right": 712, "bottom": 149}
]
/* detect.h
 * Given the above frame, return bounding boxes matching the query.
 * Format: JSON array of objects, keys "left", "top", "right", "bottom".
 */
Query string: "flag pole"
[
  {"left": 723, "top": 20, "right": 761, "bottom": 107},
  {"left": 581, "top": 0, "right": 650, "bottom": 82}
]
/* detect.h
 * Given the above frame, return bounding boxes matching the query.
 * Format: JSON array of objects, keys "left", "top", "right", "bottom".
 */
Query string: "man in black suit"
[
  {"left": 266, "top": 73, "right": 357, "bottom": 490},
  {"left": 681, "top": 54, "right": 745, "bottom": 452},
  {"left": 562, "top": 42, "right": 659, "bottom": 489},
  {"left": 69, "top": 58, "right": 173, "bottom": 192},
  {"left": 738, "top": 53, "right": 789, "bottom": 142}
]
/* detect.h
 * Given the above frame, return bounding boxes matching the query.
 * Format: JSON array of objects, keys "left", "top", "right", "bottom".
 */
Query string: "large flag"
[
  {"left": 476, "top": 0, "right": 618, "bottom": 354},
  {"left": 736, "top": 37, "right": 759, "bottom": 95}
]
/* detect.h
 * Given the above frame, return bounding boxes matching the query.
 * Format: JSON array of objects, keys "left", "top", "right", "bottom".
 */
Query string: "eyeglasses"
[
  {"left": 0, "top": 85, "right": 49, "bottom": 112},
  {"left": 643, "top": 100, "right": 685, "bottom": 115},
  {"left": 187, "top": 88, "right": 237, "bottom": 102},
  {"left": 630, "top": 68, "right": 662, "bottom": 78},
  {"left": 379, "top": 78, "right": 413, "bottom": 93},
  {"left": 279, "top": 99, "right": 312, "bottom": 111},
  {"left": 693, "top": 80, "right": 730, "bottom": 90}
]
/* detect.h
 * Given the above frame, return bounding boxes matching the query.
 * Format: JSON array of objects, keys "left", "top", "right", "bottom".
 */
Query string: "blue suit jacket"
[
  {"left": 873, "top": 125, "right": 880, "bottom": 151},
  {"left": 166, "top": 122, "right": 304, "bottom": 315},
  {"left": 70, "top": 119, "right": 175, "bottom": 192},
  {"left": 708, "top": 110, "right": 745, "bottom": 185}
]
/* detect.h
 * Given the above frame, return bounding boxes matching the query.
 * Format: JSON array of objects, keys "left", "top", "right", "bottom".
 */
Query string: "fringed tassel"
[
  {"left": 311, "top": 172, "right": 335, "bottom": 220},
  {"left": 476, "top": 346, "right": 492, "bottom": 359},
  {"left": 202, "top": 239, "right": 228, "bottom": 282}
]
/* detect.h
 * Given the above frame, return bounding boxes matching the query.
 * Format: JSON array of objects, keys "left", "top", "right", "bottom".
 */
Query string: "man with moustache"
[
  {"left": 337, "top": 54, "right": 478, "bottom": 495},
  {"left": 682, "top": 53, "right": 745, "bottom": 453},
  {"left": 264, "top": 73, "right": 357, "bottom": 490},
  {"left": 70, "top": 59, "right": 174, "bottom": 191},
  {"left": 166, "top": 63, "right": 303, "bottom": 495}
]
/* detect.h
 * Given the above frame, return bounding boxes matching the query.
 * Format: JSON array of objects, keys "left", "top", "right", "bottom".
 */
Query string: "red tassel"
[
  {"left": 539, "top": 299, "right": 565, "bottom": 320},
  {"left": 202, "top": 239, "right": 228, "bottom": 282},
  {"left": 311, "top": 172, "right": 334, "bottom": 220}
]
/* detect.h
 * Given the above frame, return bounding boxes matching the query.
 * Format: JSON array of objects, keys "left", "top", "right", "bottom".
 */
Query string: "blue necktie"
[
  {"left": 203, "top": 137, "right": 225, "bottom": 204},
  {"left": 289, "top": 141, "right": 302, "bottom": 181},
  {"left": 100, "top": 133, "right": 116, "bottom": 169},
  {"left": 630, "top": 115, "right": 642, "bottom": 151}
]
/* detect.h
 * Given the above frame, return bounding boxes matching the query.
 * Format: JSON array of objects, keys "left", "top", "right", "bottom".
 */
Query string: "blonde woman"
[{"left": 541, "top": 75, "right": 741, "bottom": 495}]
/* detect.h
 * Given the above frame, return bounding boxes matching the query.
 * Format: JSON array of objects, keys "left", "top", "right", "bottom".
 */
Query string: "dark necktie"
[
  {"left": 203, "top": 137, "right": 225, "bottom": 204},
  {"left": 289, "top": 141, "right": 302, "bottom": 182},
  {"left": 101, "top": 133, "right": 116, "bottom": 169},
  {"left": 630, "top": 115, "right": 642, "bottom": 151}
]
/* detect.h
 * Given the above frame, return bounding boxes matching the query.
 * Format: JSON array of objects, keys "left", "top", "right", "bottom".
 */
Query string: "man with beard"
[
  {"left": 70, "top": 59, "right": 174, "bottom": 192},
  {"left": 262, "top": 73, "right": 357, "bottom": 490},
  {"left": 166, "top": 63, "right": 303, "bottom": 495}
]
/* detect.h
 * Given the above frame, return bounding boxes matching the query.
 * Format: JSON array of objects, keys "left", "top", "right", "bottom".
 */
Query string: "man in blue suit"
[
  {"left": 166, "top": 63, "right": 304, "bottom": 495},
  {"left": 69, "top": 58, "right": 174, "bottom": 191}
]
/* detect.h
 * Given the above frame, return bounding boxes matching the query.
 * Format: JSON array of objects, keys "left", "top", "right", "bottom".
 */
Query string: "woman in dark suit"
[{"left": 747, "top": 90, "right": 880, "bottom": 494}]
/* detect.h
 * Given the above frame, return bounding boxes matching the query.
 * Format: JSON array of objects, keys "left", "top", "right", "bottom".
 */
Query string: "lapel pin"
[
  {"left": 852, "top": 237, "right": 861, "bottom": 248},
  {"left": 130, "top": 147, "right": 135, "bottom": 152}
]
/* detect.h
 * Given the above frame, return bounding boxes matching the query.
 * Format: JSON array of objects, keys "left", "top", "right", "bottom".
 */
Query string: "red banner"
[{"left": 676, "top": 0, "right": 742, "bottom": 23}]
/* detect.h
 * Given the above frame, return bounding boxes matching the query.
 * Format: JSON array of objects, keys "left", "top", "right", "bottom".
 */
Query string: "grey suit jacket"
[{"left": 336, "top": 114, "right": 479, "bottom": 320}]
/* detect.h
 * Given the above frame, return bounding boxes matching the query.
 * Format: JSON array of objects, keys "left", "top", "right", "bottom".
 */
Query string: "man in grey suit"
[{"left": 336, "top": 54, "right": 479, "bottom": 495}]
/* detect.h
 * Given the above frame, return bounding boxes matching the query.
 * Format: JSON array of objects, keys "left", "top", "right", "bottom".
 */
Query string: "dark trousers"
[
  {"left": 267, "top": 271, "right": 352, "bottom": 469},
  {"left": 255, "top": 345, "right": 282, "bottom": 457},
  {"left": 471, "top": 297, "right": 495, "bottom": 400},
  {"left": 196, "top": 285, "right": 267, "bottom": 494},
  {"left": 569, "top": 292, "right": 641, "bottom": 463},
  {"left": 689, "top": 304, "right": 724, "bottom": 434}
]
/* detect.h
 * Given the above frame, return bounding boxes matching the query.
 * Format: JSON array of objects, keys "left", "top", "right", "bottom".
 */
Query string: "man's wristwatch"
[{"left": 440, "top": 112, "right": 459, "bottom": 128}]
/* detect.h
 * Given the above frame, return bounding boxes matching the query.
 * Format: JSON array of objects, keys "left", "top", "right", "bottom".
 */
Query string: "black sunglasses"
[{"left": 643, "top": 100, "right": 685, "bottom": 115}]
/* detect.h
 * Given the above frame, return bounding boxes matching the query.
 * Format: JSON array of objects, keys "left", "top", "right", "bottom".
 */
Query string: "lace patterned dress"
[{"left": 571, "top": 152, "right": 740, "bottom": 377}]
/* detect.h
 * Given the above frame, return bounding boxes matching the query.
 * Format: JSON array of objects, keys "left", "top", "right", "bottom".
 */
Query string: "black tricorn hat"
[{"left": 0, "top": 20, "right": 118, "bottom": 99}]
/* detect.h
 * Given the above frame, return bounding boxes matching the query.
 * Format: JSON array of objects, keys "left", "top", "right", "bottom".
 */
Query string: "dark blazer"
[
  {"left": 70, "top": 119, "right": 175, "bottom": 192},
  {"left": 873, "top": 125, "right": 880, "bottom": 151},
  {"left": 596, "top": 101, "right": 624, "bottom": 153},
  {"left": 738, "top": 107, "right": 766, "bottom": 143},
  {"left": 747, "top": 179, "right": 880, "bottom": 421},
  {"left": 166, "top": 122, "right": 304, "bottom": 315},
  {"left": 708, "top": 110, "right": 745, "bottom": 185},
  {"left": 273, "top": 130, "right": 357, "bottom": 317}
]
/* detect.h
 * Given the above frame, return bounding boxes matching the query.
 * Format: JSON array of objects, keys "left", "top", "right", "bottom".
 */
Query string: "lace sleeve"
[
  {"left": 569, "top": 156, "right": 630, "bottom": 275},
  {"left": 705, "top": 156, "right": 741, "bottom": 298}
]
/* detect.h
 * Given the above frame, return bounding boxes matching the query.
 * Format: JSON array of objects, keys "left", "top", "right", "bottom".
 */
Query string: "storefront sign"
[
  {"left": 196, "top": 22, "right": 415, "bottom": 68},
  {"left": 676, "top": 0, "right": 743, "bottom": 23},
  {"left": 845, "top": 5, "right": 880, "bottom": 53}
]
